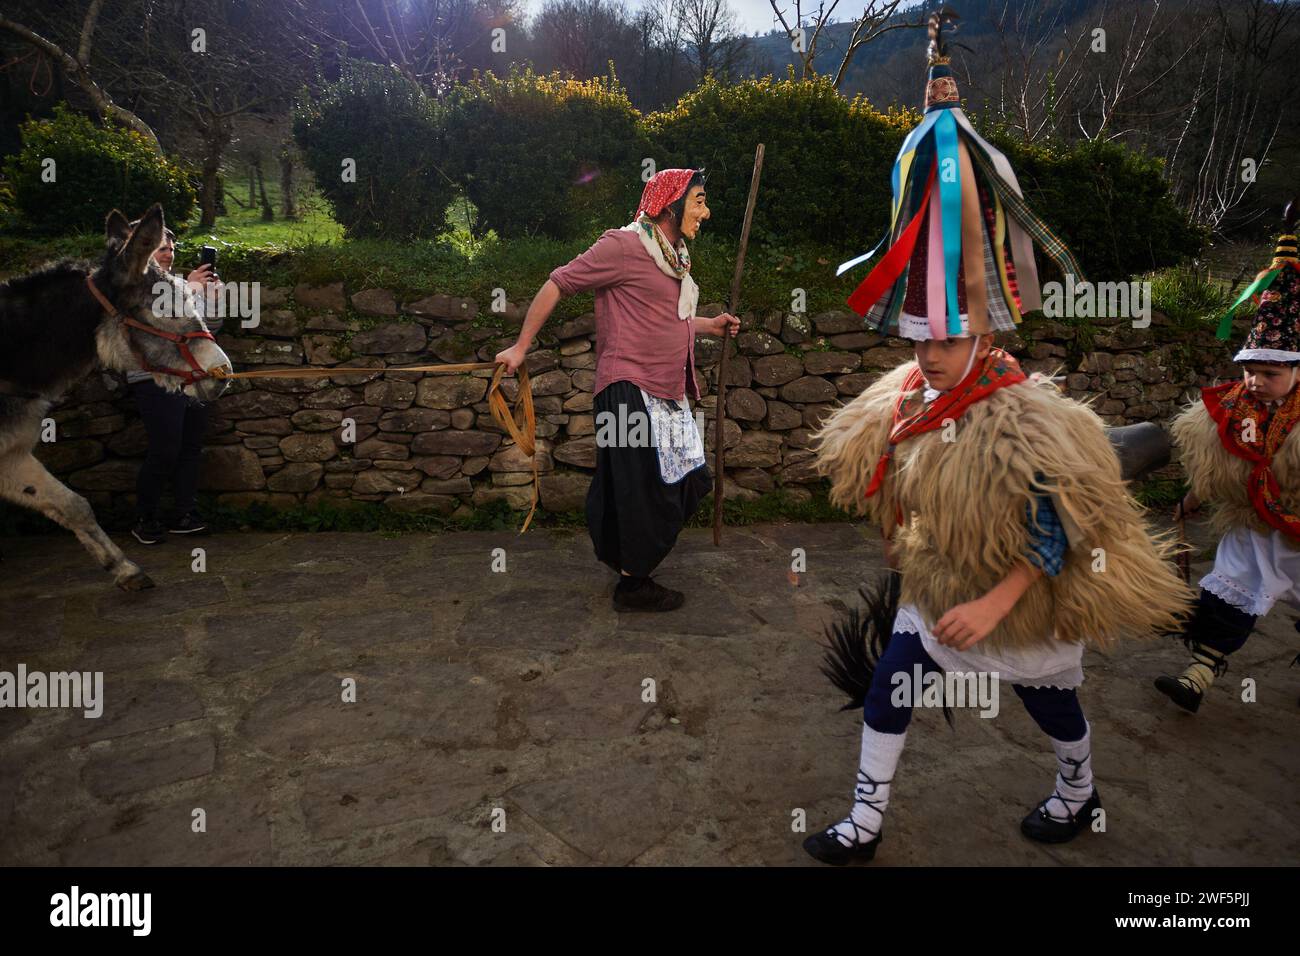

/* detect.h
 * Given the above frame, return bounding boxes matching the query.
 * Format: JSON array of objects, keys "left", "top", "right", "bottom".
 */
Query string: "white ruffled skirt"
[
  {"left": 893, "top": 601, "right": 1085, "bottom": 690},
  {"left": 1201, "top": 525, "right": 1300, "bottom": 617}
]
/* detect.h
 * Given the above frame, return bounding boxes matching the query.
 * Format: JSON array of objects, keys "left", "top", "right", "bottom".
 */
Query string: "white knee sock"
[
  {"left": 827, "top": 723, "right": 909, "bottom": 847},
  {"left": 1041, "top": 722, "right": 1095, "bottom": 822}
]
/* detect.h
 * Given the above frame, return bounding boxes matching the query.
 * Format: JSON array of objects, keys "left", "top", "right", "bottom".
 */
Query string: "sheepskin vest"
[
  {"left": 814, "top": 360, "right": 1193, "bottom": 652},
  {"left": 1170, "top": 395, "right": 1300, "bottom": 540}
]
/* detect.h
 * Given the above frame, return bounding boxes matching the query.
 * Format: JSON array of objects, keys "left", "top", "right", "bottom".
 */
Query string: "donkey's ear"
[
  {"left": 118, "top": 204, "right": 165, "bottom": 276},
  {"left": 105, "top": 209, "right": 131, "bottom": 246}
]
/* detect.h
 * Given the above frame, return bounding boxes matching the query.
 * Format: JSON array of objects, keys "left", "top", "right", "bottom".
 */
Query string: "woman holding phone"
[{"left": 129, "top": 231, "right": 223, "bottom": 544}]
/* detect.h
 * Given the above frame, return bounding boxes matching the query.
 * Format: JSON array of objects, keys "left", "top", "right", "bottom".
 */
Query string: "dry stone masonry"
[{"left": 38, "top": 282, "right": 1248, "bottom": 519}]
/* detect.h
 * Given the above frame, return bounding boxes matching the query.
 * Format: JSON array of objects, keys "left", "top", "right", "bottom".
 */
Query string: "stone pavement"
[{"left": 0, "top": 520, "right": 1296, "bottom": 866}]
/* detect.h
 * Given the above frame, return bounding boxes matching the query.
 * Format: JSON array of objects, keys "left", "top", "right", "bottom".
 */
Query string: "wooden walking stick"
[{"left": 713, "top": 143, "right": 765, "bottom": 545}]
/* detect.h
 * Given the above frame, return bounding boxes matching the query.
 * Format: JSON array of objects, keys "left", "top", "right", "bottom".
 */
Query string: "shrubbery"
[
  {"left": 6, "top": 68, "right": 1205, "bottom": 281},
  {"left": 645, "top": 76, "right": 1203, "bottom": 280},
  {"left": 1, "top": 104, "right": 196, "bottom": 235},
  {"left": 442, "top": 67, "right": 648, "bottom": 240},
  {"left": 293, "top": 61, "right": 456, "bottom": 240},
  {"left": 989, "top": 131, "right": 1207, "bottom": 281},
  {"left": 644, "top": 75, "right": 916, "bottom": 247}
]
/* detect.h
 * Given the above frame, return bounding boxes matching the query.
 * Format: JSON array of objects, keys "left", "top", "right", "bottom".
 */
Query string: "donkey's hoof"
[{"left": 117, "top": 571, "right": 156, "bottom": 591}]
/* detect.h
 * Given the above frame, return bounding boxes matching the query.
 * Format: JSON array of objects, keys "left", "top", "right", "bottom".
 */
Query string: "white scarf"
[{"left": 620, "top": 216, "right": 699, "bottom": 321}]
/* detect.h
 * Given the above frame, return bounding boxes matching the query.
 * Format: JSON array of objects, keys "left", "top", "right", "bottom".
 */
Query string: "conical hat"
[
  {"left": 838, "top": 8, "right": 1083, "bottom": 342},
  {"left": 1228, "top": 203, "right": 1300, "bottom": 363}
]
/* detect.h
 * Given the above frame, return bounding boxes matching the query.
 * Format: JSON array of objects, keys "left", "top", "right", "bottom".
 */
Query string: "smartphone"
[{"left": 199, "top": 245, "right": 217, "bottom": 270}]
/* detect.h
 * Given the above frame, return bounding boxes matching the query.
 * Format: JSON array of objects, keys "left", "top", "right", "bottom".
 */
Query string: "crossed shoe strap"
[
  {"left": 831, "top": 769, "right": 891, "bottom": 848},
  {"left": 1178, "top": 642, "right": 1230, "bottom": 695}
]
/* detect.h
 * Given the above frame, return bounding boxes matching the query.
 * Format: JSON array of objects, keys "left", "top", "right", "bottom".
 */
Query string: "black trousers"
[
  {"left": 1183, "top": 588, "right": 1257, "bottom": 656},
  {"left": 130, "top": 380, "right": 210, "bottom": 520},
  {"left": 586, "top": 381, "right": 711, "bottom": 577}
]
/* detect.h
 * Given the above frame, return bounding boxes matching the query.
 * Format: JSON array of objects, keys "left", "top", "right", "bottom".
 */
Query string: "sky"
[{"left": 517, "top": 0, "right": 925, "bottom": 39}]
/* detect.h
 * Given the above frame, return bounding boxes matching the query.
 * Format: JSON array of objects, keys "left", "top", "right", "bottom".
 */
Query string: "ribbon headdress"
[
  {"left": 839, "top": 8, "right": 1085, "bottom": 340},
  {"left": 1217, "top": 198, "right": 1300, "bottom": 360}
]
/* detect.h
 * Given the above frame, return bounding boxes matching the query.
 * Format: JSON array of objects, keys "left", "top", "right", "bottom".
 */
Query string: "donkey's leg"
[{"left": 0, "top": 451, "right": 154, "bottom": 590}]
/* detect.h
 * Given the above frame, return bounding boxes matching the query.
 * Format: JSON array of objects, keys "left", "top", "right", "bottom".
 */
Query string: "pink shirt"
[{"left": 549, "top": 229, "right": 699, "bottom": 401}]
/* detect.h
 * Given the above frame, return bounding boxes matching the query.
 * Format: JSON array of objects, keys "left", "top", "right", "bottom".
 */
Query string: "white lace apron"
[{"left": 638, "top": 387, "right": 705, "bottom": 484}]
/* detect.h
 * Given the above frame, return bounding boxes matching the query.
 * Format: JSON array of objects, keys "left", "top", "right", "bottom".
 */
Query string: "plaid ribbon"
[
  {"left": 1203, "top": 380, "right": 1300, "bottom": 542},
  {"left": 865, "top": 346, "right": 1027, "bottom": 500},
  {"left": 966, "top": 145, "right": 1086, "bottom": 290}
]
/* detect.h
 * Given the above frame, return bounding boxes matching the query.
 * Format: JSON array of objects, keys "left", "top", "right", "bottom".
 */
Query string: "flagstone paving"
[{"left": 0, "top": 520, "right": 1296, "bottom": 866}]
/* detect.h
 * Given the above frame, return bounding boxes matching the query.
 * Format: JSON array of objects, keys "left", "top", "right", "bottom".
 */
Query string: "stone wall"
[{"left": 35, "top": 282, "right": 1245, "bottom": 520}]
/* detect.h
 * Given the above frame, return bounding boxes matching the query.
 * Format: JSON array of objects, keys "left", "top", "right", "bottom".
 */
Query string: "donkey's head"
[{"left": 95, "top": 205, "right": 231, "bottom": 403}]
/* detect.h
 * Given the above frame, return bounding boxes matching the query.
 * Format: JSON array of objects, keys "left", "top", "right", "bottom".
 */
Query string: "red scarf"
[
  {"left": 1202, "top": 380, "right": 1300, "bottom": 541},
  {"left": 865, "top": 346, "right": 1027, "bottom": 505}
]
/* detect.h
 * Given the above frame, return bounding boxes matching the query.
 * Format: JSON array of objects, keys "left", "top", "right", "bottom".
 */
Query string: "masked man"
[{"left": 496, "top": 169, "right": 739, "bottom": 612}]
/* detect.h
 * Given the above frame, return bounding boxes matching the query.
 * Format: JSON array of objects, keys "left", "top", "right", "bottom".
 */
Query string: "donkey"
[{"left": 0, "top": 204, "right": 231, "bottom": 590}]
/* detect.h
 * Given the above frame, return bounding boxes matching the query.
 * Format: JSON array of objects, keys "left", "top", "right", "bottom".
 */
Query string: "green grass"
[
  {"left": 187, "top": 177, "right": 344, "bottom": 250},
  {"left": 1132, "top": 476, "right": 1186, "bottom": 509},
  {"left": 5, "top": 170, "right": 1255, "bottom": 349},
  {"left": 1145, "top": 262, "right": 1236, "bottom": 331},
  {"left": 0, "top": 169, "right": 864, "bottom": 324}
]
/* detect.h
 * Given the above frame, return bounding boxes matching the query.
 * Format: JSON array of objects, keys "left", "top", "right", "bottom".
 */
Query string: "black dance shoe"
[
  {"left": 613, "top": 578, "right": 685, "bottom": 612},
  {"left": 802, "top": 827, "right": 882, "bottom": 866},
  {"left": 1154, "top": 675, "right": 1203, "bottom": 713},
  {"left": 1020, "top": 789, "right": 1102, "bottom": 844}
]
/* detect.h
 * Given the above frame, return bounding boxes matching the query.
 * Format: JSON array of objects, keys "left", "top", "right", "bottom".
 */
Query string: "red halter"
[{"left": 86, "top": 274, "right": 221, "bottom": 386}]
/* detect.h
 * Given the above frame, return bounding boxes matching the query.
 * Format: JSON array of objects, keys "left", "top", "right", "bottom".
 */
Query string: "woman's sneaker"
[
  {"left": 131, "top": 518, "right": 167, "bottom": 545},
  {"left": 169, "top": 511, "right": 209, "bottom": 535}
]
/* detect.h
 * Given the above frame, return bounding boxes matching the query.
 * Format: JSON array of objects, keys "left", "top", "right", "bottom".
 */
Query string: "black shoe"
[
  {"left": 131, "top": 518, "right": 167, "bottom": 545},
  {"left": 168, "top": 511, "right": 209, "bottom": 535},
  {"left": 1154, "top": 675, "right": 1202, "bottom": 713},
  {"left": 802, "top": 827, "right": 882, "bottom": 866},
  {"left": 613, "top": 578, "right": 684, "bottom": 612},
  {"left": 1020, "top": 789, "right": 1101, "bottom": 844}
]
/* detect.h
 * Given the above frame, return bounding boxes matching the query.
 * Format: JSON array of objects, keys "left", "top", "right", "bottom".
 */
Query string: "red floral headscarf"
[{"left": 636, "top": 168, "right": 698, "bottom": 219}]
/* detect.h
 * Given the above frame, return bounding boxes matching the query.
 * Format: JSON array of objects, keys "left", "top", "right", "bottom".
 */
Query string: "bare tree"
[
  {"left": 0, "top": 0, "right": 161, "bottom": 148},
  {"left": 1069, "top": 0, "right": 1207, "bottom": 142},
  {"left": 767, "top": 0, "right": 924, "bottom": 86},
  {"left": 975, "top": 0, "right": 1093, "bottom": 142},
  {"left": 279, "top": 138, "right": 298, "bottom": 220},
  {"left": 313, "top": 0, "right": 510, "bottom": 96},
  {"left": 1169, "top": 0, "right": 1298, "bottom": 232},
  {"left": 104, "top": 1, "right": 321, "bottom": 228},
  {"left": 681, "top": 0, "right": 745, "bottom": 82},
  {"left": 533, "top": 0, "right": 637, "bottom": 80},
  {"left": 625, "top": 0, "right": 691, "bottom": 105},
  {"left": 970, "top": 0, "right": 1206, "bottom": 143}
]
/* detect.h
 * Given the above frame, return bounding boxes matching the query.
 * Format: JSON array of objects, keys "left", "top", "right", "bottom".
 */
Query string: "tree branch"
[{"left": 0, "top": 12, "right": 161, "bottom": 151}]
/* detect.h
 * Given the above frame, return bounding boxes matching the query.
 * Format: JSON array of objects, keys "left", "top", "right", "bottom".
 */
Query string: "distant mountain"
[{"left": 745, "top": 0, "right": 1103, "bottom": 105}]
